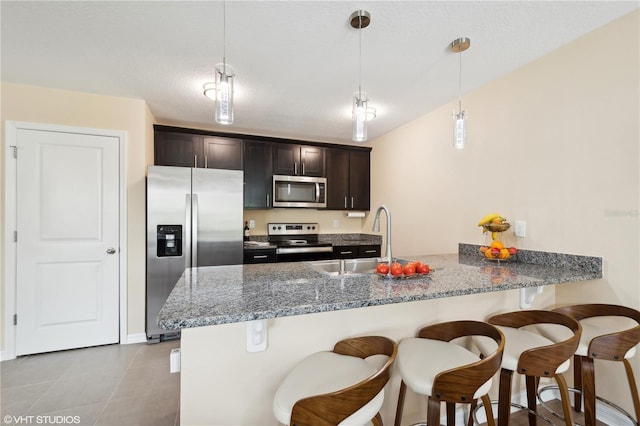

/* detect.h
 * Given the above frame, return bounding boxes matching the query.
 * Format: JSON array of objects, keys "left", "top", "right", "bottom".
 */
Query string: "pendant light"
[
  {"left": 203, "top": 0, "right": 235, "bottom": 125},
  {"left": 350, "top": 10, "right": 373, "bottom": 142},
  {"left": 450, "top": 37, "right": 470, "bottom": 149}
]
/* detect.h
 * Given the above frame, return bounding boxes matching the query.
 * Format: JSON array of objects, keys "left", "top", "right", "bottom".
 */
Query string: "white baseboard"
[
  {"left": 124, "top": 333, "right": 147, "bottom": 344},
  {"left": 0, "top": 350, "right": 15, "bottom": 362},
  {"left": 1, "top": 335, "right": 147, "bottom": 361}
]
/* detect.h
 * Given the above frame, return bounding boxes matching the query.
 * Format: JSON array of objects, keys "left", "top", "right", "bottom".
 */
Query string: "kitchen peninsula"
[{"left": 159, "top": 245, "right": 602, "bottom": 426}]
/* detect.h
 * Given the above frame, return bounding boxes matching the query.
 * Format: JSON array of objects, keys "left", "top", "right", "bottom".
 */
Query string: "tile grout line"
[
  {"left": 16, "top": 351, "right": 80, "bottom": 417},
  {"left": 91, "top": 344, "right": 143, "bottom": 426}
]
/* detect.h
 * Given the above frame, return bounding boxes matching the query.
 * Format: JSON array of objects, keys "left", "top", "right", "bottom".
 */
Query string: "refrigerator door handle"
[
  {"left": 192, "top": 194, "right": 199, "bottom": 267},
  {"left": 185, "top": 194, "right": 192, "bottom": 269}
]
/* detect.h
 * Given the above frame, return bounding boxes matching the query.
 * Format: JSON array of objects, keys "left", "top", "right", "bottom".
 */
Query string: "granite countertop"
[{"left": 157, "top": 244, "right": 602, "bottom": 330}]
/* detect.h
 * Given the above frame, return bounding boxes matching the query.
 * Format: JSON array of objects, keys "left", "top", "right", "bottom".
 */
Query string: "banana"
[
  {"left": 491, "top": 231, "right": 498, "bottom": 240},
  {"left": 477, "top": 213, "right": 501, "bottom": 226}
]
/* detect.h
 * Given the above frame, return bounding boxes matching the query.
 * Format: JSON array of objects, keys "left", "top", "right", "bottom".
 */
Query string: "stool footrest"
[
  {"left": 473, "top": 400, "right": 555, "bottom": 426},
  {"left": 537, "top": 385, "right": 639, "bottom": 426}
]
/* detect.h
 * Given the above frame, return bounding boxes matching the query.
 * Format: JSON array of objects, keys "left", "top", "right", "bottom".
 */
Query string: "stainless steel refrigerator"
[{"left": 146, "top": 165, "right": 243, "bottom": 342}]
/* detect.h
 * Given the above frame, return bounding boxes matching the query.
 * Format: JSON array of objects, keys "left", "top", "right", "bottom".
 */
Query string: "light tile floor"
[{"left": 1, "top": 340, "right": 180, "bottom": 426}]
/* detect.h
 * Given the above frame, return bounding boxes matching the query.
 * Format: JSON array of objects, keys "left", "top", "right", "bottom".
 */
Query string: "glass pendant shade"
[
  {"left": 352, "top": 96, "right": 368, "bottom": 142},
  {"left": 215, "top": 66, "right": 234, "bottom": 125},
  {"left": 453, "top": 110, "right": 466, "bottom": 149}
]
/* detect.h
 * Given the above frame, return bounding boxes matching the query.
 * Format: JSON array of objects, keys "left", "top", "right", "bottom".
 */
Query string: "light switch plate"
[{"left": 515, "top": 220, "right": 526, "bottom": 238}]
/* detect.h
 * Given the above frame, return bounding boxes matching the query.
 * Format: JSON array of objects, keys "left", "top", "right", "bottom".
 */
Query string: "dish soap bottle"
[{"left": 244, "top": 221, "right": 250, "bottom": 241}]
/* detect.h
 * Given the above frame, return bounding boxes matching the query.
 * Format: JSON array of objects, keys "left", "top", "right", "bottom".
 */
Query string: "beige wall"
[
  {"left": 243, "top": 209, "right": 365, "bottom": 235},
  {"left": 0, "top": 83, "right": 155, "bottom": 350},
  {"left": 366, "top": 9, "right": 639, "bottom": 413}
]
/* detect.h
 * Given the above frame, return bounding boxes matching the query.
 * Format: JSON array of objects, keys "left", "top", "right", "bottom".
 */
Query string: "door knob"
[{"left": 106, "top": 247, "right": 117, "bottom": 254}]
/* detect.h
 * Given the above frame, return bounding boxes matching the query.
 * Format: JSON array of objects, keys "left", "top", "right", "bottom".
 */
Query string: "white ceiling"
[{"left": 2, "top": 1, "right": 638, "bottom": 144}]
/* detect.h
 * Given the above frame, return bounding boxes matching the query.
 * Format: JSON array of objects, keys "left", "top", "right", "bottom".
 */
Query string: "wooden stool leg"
[
  {"left": 582, "top": 357, "right": 596, "bottom": 426},
  {"left": 468, "top": 399, "right": 477, "bottom": 426},
  {"left": 372, "top": 412, "right": 383, "bottom": 426},
  {"left": 555, "top": 373, "right": 575, "bottom": 426},
  {"left": 497, "top": 368, "right": 513, "bottom": 426},
  {"left": 427, "top": 396, "right": 441, "bottom": 426},
  {"left": 526, "top": 375, "right": 538, "bottom": 426},
  {"left": 573, "top": 354, "right": 583, "bottom": 413},
  {"left": 446, "top": 402, "right": 455, "bottom": 426},
  {"left": 395, "top": 380, "right": 407, "bottom": 426},
  {"left": 482, "top": 394, "right": 496, "bottom": 426},
  {"left": 623, "top": 359, "right": 640, "bottom": 423}
]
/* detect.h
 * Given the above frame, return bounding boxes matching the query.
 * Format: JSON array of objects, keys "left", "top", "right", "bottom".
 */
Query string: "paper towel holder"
[{"left": 345, "top": 211, "right": 366, "bottom": 218}]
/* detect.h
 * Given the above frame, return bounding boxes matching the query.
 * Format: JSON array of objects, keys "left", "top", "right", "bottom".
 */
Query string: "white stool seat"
[
  {"left": 273, "top": 351, "right": 386, "bottom": 425},
  {"left": 397, "top": 338, "right": 493, "bottom": 399},
  {"left": 536, "top": 317, "right": 637, "bottom": 359},
  {"left": 476, "top": 325, "right": 571, "bottom": 374}
]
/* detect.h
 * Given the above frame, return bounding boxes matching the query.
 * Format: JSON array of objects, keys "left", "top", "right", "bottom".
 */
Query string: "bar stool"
[
  {"left": 476, "top": 310, "right": 581, "bottom": 426},
  {"left": 394, "top": 320, "right": 505, "bottom": 426},
  {"left": 542, "top": 304, "right": 640, "bottom": 426},
  {"left": 273, "top": 335, "right": 397, "bottom": 426}
]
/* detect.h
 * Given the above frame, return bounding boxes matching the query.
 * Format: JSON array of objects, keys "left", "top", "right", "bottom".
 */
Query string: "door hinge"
[
  {"left": 9, "top": 145, "right": 17, "bottom": 159},
  {"left": 13, "top": 314, "right": 17, "bottom": 325}
]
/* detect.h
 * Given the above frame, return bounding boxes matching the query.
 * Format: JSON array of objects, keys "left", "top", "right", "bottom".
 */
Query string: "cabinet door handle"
[
  {"left": 194, "top": 154, "right": 198, "bottom": 168},
  {"left": 364, "top": 249, "right": 377, "bottom": 254},
  {"left": 340, "top": 251, "right": 353, "bottom": 255},
  {"left": 351, "top": 197, "right": 354, "bottom": 209},
  {"left": 204, "top": 156, "right": 208, "bottom": 168},
  {"left": 294, "top": 163, "right": 298, "bottom": 175},
  {"left": 253, "top": 255, "right": 268, "bottom": 259},
  {"left": 302, "top": 163, "right": 305, "bottom": 176},
  {"left": 344, "top": 197, "right": 347, "bottom": 209},
  {"left": 266, "top": 194, "right": 270, "bottom": 207}
]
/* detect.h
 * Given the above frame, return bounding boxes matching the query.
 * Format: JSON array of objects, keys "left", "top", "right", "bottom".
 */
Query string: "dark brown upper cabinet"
[
  {"left": 154, "top": 130, "right": 242, "bottom": 170},
  {"left": 154, "top": 131, "right": 202, "bottom": 168},
  {"left": 325, "top": 148, "right": 370, "bottom": 210},
  {"left": 202, "top": 136, "right": 243, "bottom": 170},
  {"left": 273, "top": 144, "right": 324, "bottom": 177},
  {"left": 243, "top": 140, "right": 273, "bottom": 209}
]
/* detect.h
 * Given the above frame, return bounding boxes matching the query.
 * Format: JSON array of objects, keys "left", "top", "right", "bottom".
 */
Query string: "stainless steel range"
[{"left": 268, "top": 223, "right": 333, "bottom": 262}]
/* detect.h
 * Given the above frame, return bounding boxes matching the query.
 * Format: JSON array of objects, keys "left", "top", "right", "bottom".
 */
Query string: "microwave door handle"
[{"left": 315, "top": 183, "right": 320, "bottom": 203}]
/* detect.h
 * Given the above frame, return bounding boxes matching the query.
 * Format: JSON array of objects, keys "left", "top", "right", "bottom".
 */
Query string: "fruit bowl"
[{"left": 483, "top": 222, "right": 510, "bottom": 232}]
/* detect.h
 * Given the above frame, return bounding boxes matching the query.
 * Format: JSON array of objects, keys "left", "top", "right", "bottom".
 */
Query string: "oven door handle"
[{"left": 276, "top": 246, "right": 333, "bottom": 255}]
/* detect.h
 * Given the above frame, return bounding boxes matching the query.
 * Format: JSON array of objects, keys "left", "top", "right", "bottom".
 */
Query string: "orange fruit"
[
  {"left": 499, "top": 248, "right": 510, "bottom": 259},
  {"left": 491, "top": 217, "right": 503, "bottom": 224},
  {"left": 490, "top": 241, "right": 504, "bottom": 250},
  {"left": 485, "top": 249, "right": 494, "bottom": 259}
]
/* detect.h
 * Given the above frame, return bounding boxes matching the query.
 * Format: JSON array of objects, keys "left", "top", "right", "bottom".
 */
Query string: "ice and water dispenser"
[{"left": 156, "top": 225, "right": 182, "bottom": 257}]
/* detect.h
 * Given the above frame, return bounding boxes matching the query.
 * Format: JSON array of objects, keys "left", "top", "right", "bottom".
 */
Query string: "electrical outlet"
[
  {"left": 249, "top": 220, "right": 255, "bottom": 229},
  {"left": 515, "top": 220, "right": 526, "bottom": 238},
  {"left": 333, "top": 219, "right": 340, "bottom": 228}
]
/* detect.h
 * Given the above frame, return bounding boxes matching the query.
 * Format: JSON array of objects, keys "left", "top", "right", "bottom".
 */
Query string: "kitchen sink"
[{"left": 307, "top": 257, "right": 409, "bottom": 278}]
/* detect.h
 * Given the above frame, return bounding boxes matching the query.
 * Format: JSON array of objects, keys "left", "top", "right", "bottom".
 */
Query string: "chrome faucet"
[{"left": 372, "top": 205, "right": 392, "bottom": 265}]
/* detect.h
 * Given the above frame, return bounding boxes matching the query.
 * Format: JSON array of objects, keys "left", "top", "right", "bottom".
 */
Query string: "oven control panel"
[{"left": 268, "top": 223, "right": 319, "bottom": 236}]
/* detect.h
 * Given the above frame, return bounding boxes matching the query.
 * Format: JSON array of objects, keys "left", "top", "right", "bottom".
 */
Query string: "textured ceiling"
[{"left": 2, "top": 1, "right": 638, "bottom": 144}]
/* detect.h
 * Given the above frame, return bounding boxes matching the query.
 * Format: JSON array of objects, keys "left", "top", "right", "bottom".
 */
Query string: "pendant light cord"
[
  {"left": 358, "top": 13, "right": 362, "bottom": 99},
  {"left": 457, "top": 50, "right": 462, "bottom": 113},
  {"left": 222, "top": 0, "right": 227, "bottom": 74}
]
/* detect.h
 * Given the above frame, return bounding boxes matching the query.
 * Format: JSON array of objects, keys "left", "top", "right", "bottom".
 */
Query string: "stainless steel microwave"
[{"left": 272, "top": 175, "right": 327, "bottom": 208}]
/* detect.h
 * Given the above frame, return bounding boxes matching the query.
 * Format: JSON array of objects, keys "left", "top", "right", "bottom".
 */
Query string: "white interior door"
[{"left": 15, "top": 128, "right": 120, "bottom": 356}]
